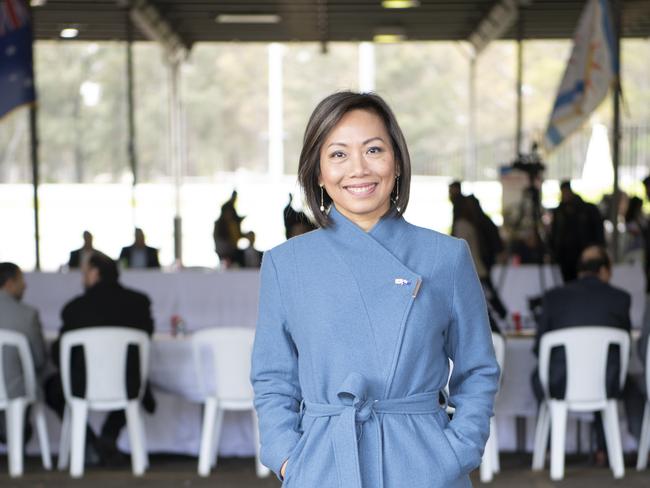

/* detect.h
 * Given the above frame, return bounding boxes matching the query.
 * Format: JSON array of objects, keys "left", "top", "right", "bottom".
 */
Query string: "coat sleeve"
[
  {"left": 250, "top": 250, "right": 302, "bottom": 480},
  {"left": 443, "top": 240, "right": 500, "bottom": 475}
]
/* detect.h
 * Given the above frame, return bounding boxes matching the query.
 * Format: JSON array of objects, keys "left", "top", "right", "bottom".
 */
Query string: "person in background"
[
  {"left": 119, "top": 228, "right": 160, "bottom": 269},
  {"left": 643, "top": 175, "right": 650, "bottom": 294},
  {"left": 549, "top": 180, "right": 605, "bottom": 282},
  {"left": 68, "top": 231, "right": 96, "bottom": 269},
  {"left": 532, "top": 245, "right": 631, "bottom": 465},
  {"left": 0, "top": 262, "right": 48, "bottom": 445},
  {"left": 283, "top": 193, "right": 317, "bottom": 239},
  {"left": 45, "top": 252, "right": 156, "bottom": 466},
  {"left": 242, "top": 231, "right": 263, "bottom": 268},
  {"left": 213, "top": 191, "right": 245, "bottom": 268},
  {"left": 451, "top": 193, "right": 508, "bottom": 325},
  {"left": 622, "top": 196, "right": 646, "bottom": 263}
]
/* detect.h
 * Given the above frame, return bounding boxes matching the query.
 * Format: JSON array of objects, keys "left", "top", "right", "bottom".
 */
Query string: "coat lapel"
[{"left": 323, "top": 205, "right": 422, "bottom": 398}]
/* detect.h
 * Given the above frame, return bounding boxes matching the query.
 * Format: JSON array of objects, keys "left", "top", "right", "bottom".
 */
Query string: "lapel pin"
[{"left": 394, "top": 278, "right": 409, "bottom": 286}]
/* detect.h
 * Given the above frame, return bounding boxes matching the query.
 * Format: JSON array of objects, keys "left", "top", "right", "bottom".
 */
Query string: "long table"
[{"left": 18, "top": 266, "right": 647, "bottom": 458}]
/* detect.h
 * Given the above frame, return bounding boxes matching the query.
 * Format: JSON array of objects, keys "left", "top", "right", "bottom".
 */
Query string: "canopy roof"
[{"left": 33, "top": 0, "right": 650, "bottom": 48}]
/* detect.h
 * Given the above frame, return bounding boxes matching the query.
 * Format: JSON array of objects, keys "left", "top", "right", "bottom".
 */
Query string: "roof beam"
[
  {"left": 467, "top": 0, "right": 524, "bottom": 55},
  {"left": 118, "top": 0, "right": 190, "bottom": 61}
]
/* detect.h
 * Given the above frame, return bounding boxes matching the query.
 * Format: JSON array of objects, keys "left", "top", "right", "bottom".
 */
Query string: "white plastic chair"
[
  {"left": 637, "top": 339, "right": 650, "bottom": 470},
  {"left": 57, "top": 327, "right": 150, "bottom": 478},
  {"left": 480, "top": 332, "right": 505, "bottom": 483},
  {"left": 531, "top": 326, "right": 629, "bottom": 480},
  {"left": 0, "top": 330, "right": 52, "bottom": 477},
  {"left": 192, "top": 327, "right": 269, "bottom": 478}
]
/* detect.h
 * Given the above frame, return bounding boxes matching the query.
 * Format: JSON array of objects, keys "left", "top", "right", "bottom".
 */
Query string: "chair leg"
[
  {"left": 602, "top": 401, "right": 625, "bottom": 479},
  {"left": 211, "top": 407, "right": 224, "bottom": 468},
  {"left": 490, "top": 416, "right": 500, "bottom": 474},
  {"left": 532, "top": 401, "right": 550, "bottom": 470},
  {"left": 125, "top": 401, "right": 146, "bottom": 476},
  {"left": 251, "top": 408, "right": 270, "bottom": 478},
  {"left": 139, "top": 412, "right": 150, "bottom": 469},
  {"left": 57, "top": 405, "right": 71, "bottom": 471},
  {"left": 7, "top": 399, "right": 27, "bottom": 478},
  {"left": 33, "top": 403, "right": 52, "bottom": 470},
  {"left": 70, "top": 400, "right": 88, "bottom": 478},
  {"left": 549, "top": 400, "right": 568, "bottom": 481},
  {"left": 480, "top": 431, "right": 494, "bottom": 483},
  {"left": 636, "top": 402, "right": 650, "bottom": 471},
  {"left": 198, "top": 398, "right": 219, "bottom": 477}
]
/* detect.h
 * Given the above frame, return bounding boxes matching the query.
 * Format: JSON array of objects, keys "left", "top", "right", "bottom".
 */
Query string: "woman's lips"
[{"left": 344, "top": 183, "right": 377, "bottom": 196}]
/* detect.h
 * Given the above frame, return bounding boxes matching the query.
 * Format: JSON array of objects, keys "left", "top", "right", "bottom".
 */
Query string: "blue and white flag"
[
  {"left": 543, "top": 0, "right": 617, "bottom": 151},
  {"left": 0, "top": 0, "right": 36, "bottom": 119}
]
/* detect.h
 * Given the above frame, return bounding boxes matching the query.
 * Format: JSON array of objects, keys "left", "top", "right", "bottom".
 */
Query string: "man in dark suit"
[
  {"left": 45, "top": 252, "right": 156, "bottom": 465},
  {"left": 532, "top": 245, "right": 631, "bottom": 463},
  {"left": 119, "top": 228, "right": 160, "bottom": 269},
  {"left": 68, "top": 231, "right": 95, "bottom": 269}
]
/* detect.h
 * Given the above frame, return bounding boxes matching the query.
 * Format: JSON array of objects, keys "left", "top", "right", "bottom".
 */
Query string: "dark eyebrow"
[
  {"left": 327, "top": 137, "right": 385, "bottom": 149},
  {"left": 363, "top": 137, "right": 385, "bottom": 145},
  {"left": 326, "top": 142, "right": 348, "bottom": 148}
]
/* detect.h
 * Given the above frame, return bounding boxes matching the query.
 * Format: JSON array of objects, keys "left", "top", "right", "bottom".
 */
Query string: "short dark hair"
[
  {"left": 0, "top": 262, "right": 20, "bottom": 288},
  {"left": 577, "top": 246, "right": 611, "bottom": 275},
  {"left": 560, "top": 180, "right": 572, "bottom": 191},
  {"left": 449, "top": 180, "right": 462, "bottom": 190},
  {"left": 297, "top": 91, "right": 411, "bottom": 228},
  {"left": 643, "top": 175, "right": 650, "bottom": 186},
  {"left": 87, "top": 252, "right": 119, "bottom": 283}
]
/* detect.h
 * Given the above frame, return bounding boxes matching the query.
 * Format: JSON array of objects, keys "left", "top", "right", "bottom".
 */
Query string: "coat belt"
[{"left": 303, "top": 372, "right": 446, "bottom": 488}]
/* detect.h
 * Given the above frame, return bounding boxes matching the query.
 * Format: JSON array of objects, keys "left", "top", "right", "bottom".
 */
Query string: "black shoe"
[{"left": 95, "top": 437, "right": 128, "bottom": 468}]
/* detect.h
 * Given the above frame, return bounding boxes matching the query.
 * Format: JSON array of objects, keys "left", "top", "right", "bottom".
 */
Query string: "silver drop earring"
[
  {"left": 320, "top": 185, "right": 325, "bottom": 212},
  {"left": 394, "top": 175, "right": 401, "bottom": 213}
]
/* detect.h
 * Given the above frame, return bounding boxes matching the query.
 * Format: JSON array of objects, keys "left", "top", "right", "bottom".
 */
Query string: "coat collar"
[
  {"left": 326, "top": 204, "right": 416, "bottom": 278},
  {"left": 322, "top": 204, "right": 422, "bottom": 398}
]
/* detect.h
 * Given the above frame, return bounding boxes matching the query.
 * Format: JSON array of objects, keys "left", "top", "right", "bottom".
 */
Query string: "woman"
[{"left": 251, "top": 92, "right": 499, "bottom": 488}]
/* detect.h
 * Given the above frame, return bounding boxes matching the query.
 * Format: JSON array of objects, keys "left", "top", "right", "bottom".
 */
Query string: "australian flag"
[{"left": 0, "top": 0, "right": 36, "bottom": 119}]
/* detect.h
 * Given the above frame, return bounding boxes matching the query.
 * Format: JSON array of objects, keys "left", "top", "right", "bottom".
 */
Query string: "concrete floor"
[{"left": 1, "top": 454, "right": 649, "bottom": 487}]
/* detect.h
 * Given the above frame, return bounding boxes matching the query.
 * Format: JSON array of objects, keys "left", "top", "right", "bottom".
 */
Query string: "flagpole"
[
  {"left": 28, "top": 3, "right": 40, "bottom": 270},
  {"left": 611, "top": 0, "right": 621, "bottom": 262}
]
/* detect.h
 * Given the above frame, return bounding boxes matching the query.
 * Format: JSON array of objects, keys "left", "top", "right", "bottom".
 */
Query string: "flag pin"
[{"left": 394, "top": 278, "right": 409, "bottom": 286}]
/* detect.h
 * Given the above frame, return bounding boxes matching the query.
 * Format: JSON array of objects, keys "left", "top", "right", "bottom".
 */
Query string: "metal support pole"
[
  {"left": 268, "top": 43, "right": 284, "bottom": 178},
  {"left": 168, "top": 58, "right": 183, "bottom": 264},
  {"left": 611, "top": 0, "right": 622, "bottom": 261},
  {"left": 30, "top": 105, "right": 40, "bottom": 270},
  {"left": 358, "top": 42, "right": 375, "bottom": 93},
  {"left": 126, "top": 13, "right": 138, "bottom": 226},
  {"left": 466, "top": 55, "right": 477, "bottom": 181},
  {"left": 515, "top": 11, "right": 524, "bottom": 156}
]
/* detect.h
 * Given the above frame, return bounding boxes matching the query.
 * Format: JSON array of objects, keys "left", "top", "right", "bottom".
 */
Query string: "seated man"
[
  {"left": 68, "top": 230, "right": 96, "bottom": 269},
  {"left": 0, "top": 262, "right": 48, "bottom": 443},
  {"left": 45, "top": 252, "right": 156, "bottom": 465},
  {"left": 532, "top": 245, "right": 631, "bottom": 464},
  {"left": 119, "top": 228, "right": 160, "bottom": 269}
]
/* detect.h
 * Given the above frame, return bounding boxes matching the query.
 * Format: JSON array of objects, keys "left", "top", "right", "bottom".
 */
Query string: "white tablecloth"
[
  {"left": 17, "top": 266, "right": 647, "bottom": 457},
  {"left": 24, "top": 270, "right": 261, "bottom": 332}
]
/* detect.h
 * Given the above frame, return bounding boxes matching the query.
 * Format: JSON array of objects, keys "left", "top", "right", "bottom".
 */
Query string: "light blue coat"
[{"left": 251, "top": 204, "right": 500, "bottom": 488}]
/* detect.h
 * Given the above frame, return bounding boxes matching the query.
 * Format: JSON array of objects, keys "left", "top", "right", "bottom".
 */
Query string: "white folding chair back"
[
  {"left": 538, "top": 327, "right": 629, "bottom": 409},
  {"left": 60, "top": 327, "right": 150, "bottom": 409},
  {"left": 480, "top": 332, "right": 505, "bottom": 483},
  {"left": 636, "top": 339, "right": 650, "bottom": 470},
  {"left": 57, "top": 326, "right": 150, "bottom": 478},
  {"left": 0, "top": 330, "right": 52, "bottom": 477},
  {"left": 192, "top": 327, "right": 254, "bottom": 407},
  {"left": 191, "top": 327, "right": 269, "bottom": 478},
  {"left": 532, "top": 326, "right": 629, "bottom": 480}
]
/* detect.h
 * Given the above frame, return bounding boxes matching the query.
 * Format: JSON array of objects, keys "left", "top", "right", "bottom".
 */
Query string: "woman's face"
[{"left": 319, "top": 109, "right": 398, "bottom": 231}]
